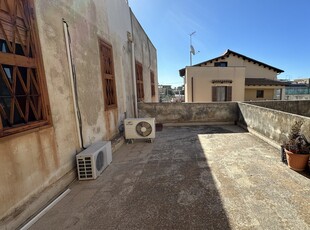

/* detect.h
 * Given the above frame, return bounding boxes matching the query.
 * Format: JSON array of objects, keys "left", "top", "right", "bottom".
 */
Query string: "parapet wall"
[
  {"left": 138, "top": 101, "right": 310, "bottom": 146},
  {"left": 138, "top": 102, "right": 238, "bottom": 124},
  {"left": 245, "top": 100, "right": 310, "bottom": 118},
  {"left": 238, "top": 102, "right": 310, "bottom": 145}
]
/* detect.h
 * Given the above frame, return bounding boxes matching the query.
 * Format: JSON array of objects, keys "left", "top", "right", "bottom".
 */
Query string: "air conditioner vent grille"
[
  {"left": 76, "top": 141, "right": 112, "bottom": 180},
  {"left": 77, "top": 158, "right": 93, "bottom": 179}
]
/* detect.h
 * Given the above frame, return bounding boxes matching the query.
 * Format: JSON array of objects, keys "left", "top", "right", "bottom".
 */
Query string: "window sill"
[
  {"left": 0, "top": 122, "right": 52, "bottom": 141},
  {"left": 104, "top": 105, "right": 118, "bottom": 111}
]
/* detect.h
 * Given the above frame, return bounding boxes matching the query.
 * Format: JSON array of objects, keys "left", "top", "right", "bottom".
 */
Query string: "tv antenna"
[{"left": 189, "top": 31, "right": 196, "bottom": 66}]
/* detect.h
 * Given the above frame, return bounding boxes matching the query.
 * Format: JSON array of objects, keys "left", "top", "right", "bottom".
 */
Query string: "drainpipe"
[
  {"left": 132, "top": 43, "right": 138, "bottom": 118},
  {"left": 127, "top": 32, "right": 138, "bottom": 118},
  {"left": 63, "top": 20, "right": 83, "bottom": 149},
  {"left": 129, "top": 10, "right": 138, "bottom": 118}
]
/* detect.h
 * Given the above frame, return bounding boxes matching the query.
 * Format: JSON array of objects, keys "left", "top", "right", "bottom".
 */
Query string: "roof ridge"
[{"left": 179, "top": 49, "right": 284, "bottom": 77}]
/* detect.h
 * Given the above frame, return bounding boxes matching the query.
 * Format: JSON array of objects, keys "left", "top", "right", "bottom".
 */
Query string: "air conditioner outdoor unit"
[
  {"left": 76, "top": 141, "right": 112, "bottom": 180},
  {"left": 124, "top": 118, "right": 155, "bottom": 142}
]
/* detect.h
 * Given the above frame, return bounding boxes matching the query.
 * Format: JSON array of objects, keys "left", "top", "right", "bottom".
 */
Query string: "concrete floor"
[{"left": 30, "top": 125, "right": 310, "bottom": 230}]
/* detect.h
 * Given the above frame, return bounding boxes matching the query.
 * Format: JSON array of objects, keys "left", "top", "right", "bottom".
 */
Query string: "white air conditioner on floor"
[
  {"left": 76, "top": 141, "right": 112, "bottom": 180},
  {"left": 124, "top": 118, "right": 155, "bottom": 142}
]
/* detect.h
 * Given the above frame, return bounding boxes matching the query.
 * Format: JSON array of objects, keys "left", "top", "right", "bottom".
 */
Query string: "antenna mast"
[{"left": 189, "top": 31, "right": 196, "bottom": 66}]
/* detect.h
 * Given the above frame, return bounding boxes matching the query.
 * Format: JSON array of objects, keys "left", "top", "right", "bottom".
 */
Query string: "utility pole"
[{"left": 189, "top": 31, "right": 196, "bottom": 66}]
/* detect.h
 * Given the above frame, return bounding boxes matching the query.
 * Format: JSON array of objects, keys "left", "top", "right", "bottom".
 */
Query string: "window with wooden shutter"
[
  {"left": 99, "top": 39, "right": 117, "bottom": 110},
  {"left": 135, "top": 62, "right": 144, "bottom": 101},
  {"left": 212, "top": 86, "right": 217, "bottom": 102},
  {"left": 150, "top": 70, "right": 155, "bottom": 97},
  {"left": 212, "top": 86, "right": 232, "bottom": 102},
  {"left": 0, "top": 0, "right": 50, "bottom": 137},
  {"left": 256, "top": 90, "right": 264, "bottom": 98},
  {"left": 226, "top": 86, "right": 232, "bottom": 101}
]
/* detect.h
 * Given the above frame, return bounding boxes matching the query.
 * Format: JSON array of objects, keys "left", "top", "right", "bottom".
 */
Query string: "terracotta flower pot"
[{"left": 285, "top": 149, "right": 310, "bottom": 171}]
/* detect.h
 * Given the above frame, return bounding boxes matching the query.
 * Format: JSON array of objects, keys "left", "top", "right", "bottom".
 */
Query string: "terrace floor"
[{"left": 30, "top": 125, "right": 310, "bottom": 230}]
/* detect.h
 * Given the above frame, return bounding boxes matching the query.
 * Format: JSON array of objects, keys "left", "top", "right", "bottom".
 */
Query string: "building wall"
[
  {"left": 131, "top": 11, "right": 158, "bottom": 103},
  {"left": 185, "top": 54, "right": 281, "bottom": 102},
  {"left": 0, "top": 0, "right": 157, "bottom": 228},
  {"left": 185, "top": 67, "right": 245, "bottom": 102},
  {"left": 201, "top": 55, "right": 278, "bottom": 80},
  {"left": 244, "top": 88, "right": 276, "bottom": 101}
]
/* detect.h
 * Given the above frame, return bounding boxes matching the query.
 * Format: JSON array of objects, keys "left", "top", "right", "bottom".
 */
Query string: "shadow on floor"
[
  {"left": 30, "top": 125, "right": 242, "bottom": 229},
  {"left": 102, "top": 125, "right": 234, "bottom": 229},
  {"left": 29, "top": 125, "right": 310, "bottom": 229}
]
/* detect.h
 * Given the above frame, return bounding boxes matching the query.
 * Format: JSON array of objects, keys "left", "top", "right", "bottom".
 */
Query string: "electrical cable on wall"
[{"left": 63, "top": 19, "right": 85, "bottom": 150}]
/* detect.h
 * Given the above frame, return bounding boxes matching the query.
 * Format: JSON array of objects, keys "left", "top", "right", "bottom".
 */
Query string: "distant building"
[
  {"left": 158, "top": 85, "right": 175, "bottom": 102},
  {"left": 284, "top": 82, "right": 310, "bottom": 100},
  {"left": 292, "top": 78, "right": 310, "bottom": 84},
  {"left": 179, "top": 49, "right": 286, "bottom": 102}
]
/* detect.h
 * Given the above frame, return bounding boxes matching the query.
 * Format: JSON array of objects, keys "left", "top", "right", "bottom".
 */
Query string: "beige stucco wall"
[
  {"left": 244, "top": 86, "right": 285, "bottom": 101},
  {"left": 245, "top": 88, "right": 275, "bottom": 101},
  {"left": 0, "top": 0, "right": 158, "bottom": 228},
  {"left": 184, "top": 53, "right": 282, "bottom": 102},
  {"left": 201, "top": 55, "right": 279, "bottom": 80},
  {"left": 185, "top": 67, "right": 245, "bottom": 102}
]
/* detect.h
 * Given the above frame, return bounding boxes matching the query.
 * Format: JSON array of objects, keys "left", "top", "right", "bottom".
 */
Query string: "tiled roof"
[
  {"left": 245, "top": 78, "right": 288, "bottom": 86},
  {"left": 179, "top": 49, "right": 284, "bottom": 76}
]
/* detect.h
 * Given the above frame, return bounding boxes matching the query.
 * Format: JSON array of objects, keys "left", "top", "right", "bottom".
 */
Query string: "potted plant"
[{"left": 283, "top": 120, "right": 310, "bottom": 171}]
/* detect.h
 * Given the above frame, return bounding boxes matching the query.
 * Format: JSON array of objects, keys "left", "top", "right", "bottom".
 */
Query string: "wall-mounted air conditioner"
[
  {"left": 76, "top": 141, "right": 112, "bottom": 180},
  {"left": 124, "top": 118, "right": 155, "bottom": 142}
]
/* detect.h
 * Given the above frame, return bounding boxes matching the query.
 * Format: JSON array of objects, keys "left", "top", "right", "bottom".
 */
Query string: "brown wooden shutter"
[
  {"left": 99, "top": 40, "right": 117, "bottom": 110},
  {"left": 150, "top": 70, "right": 155, "bottom": 96},
  {"left": 0, "top": 0, "right": 50, "bottom": 137},
  {"left": 212, "top": 86, "right": 217, "bottom": 102},
  {"left": 135, "top": 62, "right": 144, "bottom": 101},
  {"left": 0, "top": 0, "right": 29, "bottom": 47},
  {"left": 226, "top": 86, "right": 232, "bottom": 101}
]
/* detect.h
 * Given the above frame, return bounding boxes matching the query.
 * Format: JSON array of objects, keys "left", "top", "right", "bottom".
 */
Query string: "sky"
[{"left": 128, "top": 0, "right": 310, "bottom": 87}]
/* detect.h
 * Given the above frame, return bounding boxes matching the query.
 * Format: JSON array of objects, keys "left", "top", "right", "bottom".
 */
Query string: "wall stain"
[
  {"left": 104, "top": 109, "right": 119, "bottom": 140},
  {"left": 41, "top": 128, "right": 60, "bottom": 169},
  {"left": 36, "top": 132, "right": 48, "bottom": 176}
]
